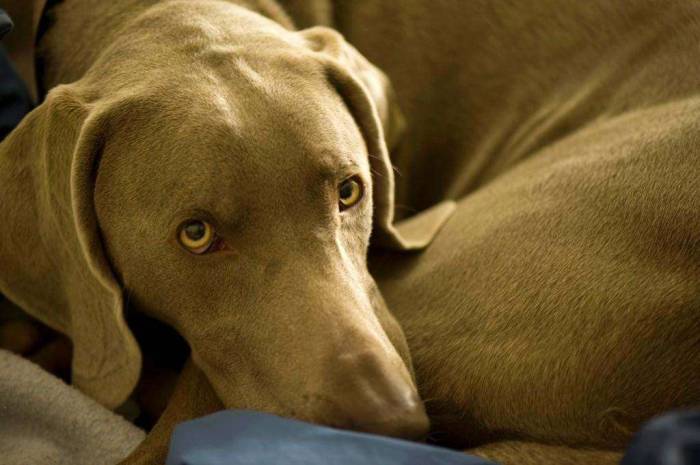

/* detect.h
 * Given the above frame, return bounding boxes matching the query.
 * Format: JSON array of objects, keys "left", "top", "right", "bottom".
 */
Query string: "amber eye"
[
  {"left": 339, "top": 177, "right": 363, "bottom": 210},
  {"left": 178, "top": 220, "right": 215, "bottom": 254}
]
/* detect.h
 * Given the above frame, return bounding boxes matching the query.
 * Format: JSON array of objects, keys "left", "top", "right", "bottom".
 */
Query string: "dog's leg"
[
  {"left": 467, "top": 441, "right": 622, "bottom": 465},
  {"left": 119, "top": 358, "right": 222, "bottom": 465}
]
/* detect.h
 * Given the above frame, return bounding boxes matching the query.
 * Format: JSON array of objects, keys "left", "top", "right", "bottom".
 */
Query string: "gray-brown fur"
[{"left": 0, "top": 1, "right": 698, "bottom": 464}]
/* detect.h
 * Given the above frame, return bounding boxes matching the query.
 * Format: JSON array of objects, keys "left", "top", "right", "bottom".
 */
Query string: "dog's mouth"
[
  {"left": 189, "top": 323, "right": 430, "bottom": 440},
  {"left": 215, "top": 357, "right": 428, "bottom": 440},
  {"left": 299, "top": 349, "right": 430, "bottom": 440}
]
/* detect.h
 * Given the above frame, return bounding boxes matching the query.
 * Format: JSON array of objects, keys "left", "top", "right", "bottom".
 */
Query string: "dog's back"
[
  {"left": 355, "top": 0, "right": 700, "bottom": 458},
  {"left": 316, "top": 0, "right": 700, "bottom": 210}
]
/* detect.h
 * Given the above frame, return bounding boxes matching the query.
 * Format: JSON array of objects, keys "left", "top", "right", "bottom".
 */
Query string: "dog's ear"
[
  {"left": 0, "top": 85, "right": 141, "bottom": 408},
  {"left": 300, "top": 26, "right": 454, "bottom": 250},
  {"left": 299, "top": 26, "right": 405, "bottom": 151}
]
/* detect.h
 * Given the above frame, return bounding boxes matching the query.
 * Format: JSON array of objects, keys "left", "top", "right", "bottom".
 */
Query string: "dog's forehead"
[
  {"left": 155, "top": 55, "right": 367, "bottom": 163},
  {"left": 105, "top": 56, "right": 368, "bottom": 224},
  {"left": 96, "top": 2, "right": 370, "bottom": 221}
]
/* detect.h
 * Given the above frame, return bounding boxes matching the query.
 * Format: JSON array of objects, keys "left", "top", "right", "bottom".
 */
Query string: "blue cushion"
[
  {"left": 166, "top": 410, "right": 497, "bottom": 465},
  {"left": 622, "top": 410, "right": 700, "bottom": 465}
]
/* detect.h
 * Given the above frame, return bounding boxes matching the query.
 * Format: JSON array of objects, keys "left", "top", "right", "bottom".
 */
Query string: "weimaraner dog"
[
  {"left": 1, "top": 1, "right": 699, "bottom": 465},
  {"left": 0, "top": 0, "right": 447, "bottom": 446}
]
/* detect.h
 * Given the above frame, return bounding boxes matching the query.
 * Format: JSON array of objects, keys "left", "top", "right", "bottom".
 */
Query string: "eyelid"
[
  {"left": 179, "top": 228, "right": 229, "bottom": 255},
  {"left": 319, "top": 158, "right": 361, "bottom": 181},
  {"left": 206, "top": 235, "right": 230, "bottom": 253},
  {"left": 338, "top": 163, "right": 362, "bottom": 180}
]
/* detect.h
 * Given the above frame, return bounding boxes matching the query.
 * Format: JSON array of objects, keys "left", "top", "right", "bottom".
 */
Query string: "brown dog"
[
  {"left": 2, "top": 1, "right": 700, "bottom": 465},
  {"left": 0, "top": 0, "right": 462, "bottom": 443}
]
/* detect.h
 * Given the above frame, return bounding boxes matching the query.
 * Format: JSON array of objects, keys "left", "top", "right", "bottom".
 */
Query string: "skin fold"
[{"left": 0, "top": 1, "right": 698, "bottom": 464}]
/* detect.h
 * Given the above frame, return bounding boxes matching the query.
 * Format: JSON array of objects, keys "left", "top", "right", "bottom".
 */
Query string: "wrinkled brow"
[{"left": 314, "top": 150, "right": 364, "bottom": 179}]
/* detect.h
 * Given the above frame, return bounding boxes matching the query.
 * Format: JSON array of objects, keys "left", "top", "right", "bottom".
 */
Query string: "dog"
[
  {"left": 2, "top": 1, "right": 699, "bottom": 465},
  {"left": 0, "top": 0, "right": 459, "bottom": 445}
]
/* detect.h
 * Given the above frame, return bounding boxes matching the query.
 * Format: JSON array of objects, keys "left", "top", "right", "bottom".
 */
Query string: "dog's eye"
[
  {"left": 178, "top": 220, "right": 216, "bottom": 254},
  {"left": 339, "top": 176, "right": 363, "bottom": 210}
]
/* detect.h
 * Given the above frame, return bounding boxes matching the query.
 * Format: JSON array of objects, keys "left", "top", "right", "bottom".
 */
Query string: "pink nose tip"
[{"left": 333, "top": 351, "right": 430, "bottom": 440}]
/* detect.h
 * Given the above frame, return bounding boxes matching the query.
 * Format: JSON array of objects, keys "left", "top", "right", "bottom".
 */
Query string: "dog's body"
[
  {"left": 285, "top": 1, "right": 700, "bottom": 459},
  {"left": 1, "top": 1, "right": 699, "bottom": 464}
]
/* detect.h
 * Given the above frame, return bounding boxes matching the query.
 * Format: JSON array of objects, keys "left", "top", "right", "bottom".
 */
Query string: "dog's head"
[{"left": 0, "top": 1, "right": 453, "bottom": 438}]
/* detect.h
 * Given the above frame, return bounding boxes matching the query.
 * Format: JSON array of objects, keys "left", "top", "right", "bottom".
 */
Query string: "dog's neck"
[
  {"left": 36, "top": 0, "right": 303, "bottom": 97},
  {"left": 37, "top": 0, "right": 154, "bottom": 94}
]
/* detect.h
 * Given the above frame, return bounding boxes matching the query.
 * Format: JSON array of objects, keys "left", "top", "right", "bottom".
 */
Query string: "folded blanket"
[
  {"left": 0, "top": 349, "right": 144, "bottom": 465},
  {"left": 166, "top": 410, "right": 496, "bottom": 465}
]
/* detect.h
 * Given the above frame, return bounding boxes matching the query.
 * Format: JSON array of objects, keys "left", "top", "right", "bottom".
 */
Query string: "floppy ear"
[
  {"left": 300, "top": 26, "right": 455, "bottom": 250},
  {"left": 299, "top": 26, "right": 406, "bottom": 151},
  {"left": 0, "top": 85, "right": 141, "bottom": 408}
]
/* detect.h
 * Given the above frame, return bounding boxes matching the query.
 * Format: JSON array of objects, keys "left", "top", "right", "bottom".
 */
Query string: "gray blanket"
[{"left": 0, "top": 349, "right": 144, "bottom": 465}]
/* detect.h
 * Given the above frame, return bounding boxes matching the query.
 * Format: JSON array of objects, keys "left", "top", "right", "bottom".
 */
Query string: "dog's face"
[
  {"left": 94, "top": 34, "right": 425, "bottom": 436},
  {"left": 0, "top": 1, "right": 453, "bottom": 438}
]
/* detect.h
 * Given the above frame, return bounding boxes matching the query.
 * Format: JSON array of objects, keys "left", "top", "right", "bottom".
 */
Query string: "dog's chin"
[{"left": 219, "top": 388, "right": 429, "bottom": 442}]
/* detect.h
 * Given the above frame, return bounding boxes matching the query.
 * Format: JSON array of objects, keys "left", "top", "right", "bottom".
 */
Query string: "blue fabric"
[
  {"left": 166, "top": 410, "right": 497, "bottom": 465},
  {"left": 0, "top": 9, "right": 33, "bottom": 142},
  {"left": 169, "top": 410, "right": 700, "bottom": 465},
  {"left": 0, "top": 47, "right": 33, "bottom": 140},
  {"left": 622, "top": 410, "right": 700, "bottom": 465}
]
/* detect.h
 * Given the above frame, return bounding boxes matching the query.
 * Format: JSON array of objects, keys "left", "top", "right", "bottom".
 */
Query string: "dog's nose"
[
  {"left": 333, "top": 351, "right": 430, "bottom": 440},
  {"left": 350, "top": 389, "right": 430, "bottom": 440}
]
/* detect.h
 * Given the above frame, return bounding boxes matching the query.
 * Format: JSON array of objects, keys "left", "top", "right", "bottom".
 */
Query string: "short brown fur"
[{"left": 0, "top": 1, "right": 698, "bottom": 464}]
